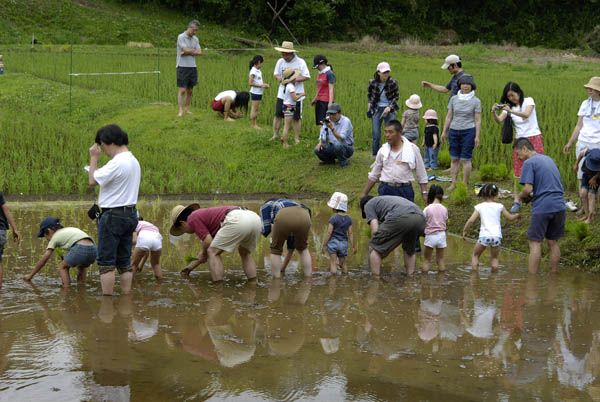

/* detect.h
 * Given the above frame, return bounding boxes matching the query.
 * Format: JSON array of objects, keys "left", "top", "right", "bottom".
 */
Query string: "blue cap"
[
  {"left": 585, "top": 149, "right": 600, "bottom": 172},
  {"left": 37, "top": 217, "right": 59, "bottom": 238}
]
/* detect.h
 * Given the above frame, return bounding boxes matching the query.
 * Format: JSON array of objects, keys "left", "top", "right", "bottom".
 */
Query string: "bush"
[
  {"left": 567, "top": 221, "right": 590, "bottom": 241},
  {"left": 480, "top": 163, "right": 509, "bottom": 181},
  {"left": 451, "top": 182, "right": 469, "bottom": 205},
  {"left": 438, "top": 150, "right": 451, "bottom": 168},
  {"left": 581, "top": 25, "right": 600, "bottom": 54}
]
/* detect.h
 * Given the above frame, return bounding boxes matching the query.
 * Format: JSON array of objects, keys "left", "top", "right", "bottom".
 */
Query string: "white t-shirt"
[
  {"left": 94, "top": 151, "right": 141, "bottom": 208},
  {"left": 176, "top": 32, "right": 200, "bottom": 68},
  {"left": 474, "top": 201, "right": 504, "bottom": 238},
  {"left": 273, "top": 55, "right": 310, "bottom": 100},
  {"left": 503, "top": 97, "right": 541, "bottom": 138},
  {"left": 215, "top": 90, "right": 236, "bottom": 102},
  {"left": 283, "top": 82, "right": 299, "bottom": 105},
  {"left": 249, "top": 67, "right": 263, "bottom": 95},
  {"left": 577, "top": 98, "right": 600, "bottom": 144}
]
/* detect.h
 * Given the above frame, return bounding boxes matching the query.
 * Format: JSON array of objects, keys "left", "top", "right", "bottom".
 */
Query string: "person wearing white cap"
[
  {"left": 321, "top": 192, "right": 356, "bottom": 275},
  {"left": 401, "top": 94, "right": 423, "bottom": 143},
  {"left": 272, "top": 41, "right": 311, "bottom": 144},
  {"left": 421, "top": 54, "right": 467, "bottom": 103},
  {"left": 314, "top": 103, "right": 354, "bottom": 167},
  {"left": 367, "top": 61, "right": 400, "bottom": 157}
]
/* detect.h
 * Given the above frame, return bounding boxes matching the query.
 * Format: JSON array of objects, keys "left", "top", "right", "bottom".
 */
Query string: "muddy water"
[{"left": 1, "top": 201, "right": 599, "bottom": 401}]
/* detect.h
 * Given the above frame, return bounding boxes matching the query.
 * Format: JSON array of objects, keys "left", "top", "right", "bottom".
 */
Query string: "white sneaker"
[{"left": 565, "top": 199, "right": 578, "bottom": 212}]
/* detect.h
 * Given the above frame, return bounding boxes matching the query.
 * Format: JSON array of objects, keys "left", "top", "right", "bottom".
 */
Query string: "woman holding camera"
[
  {"left": 491, "top": 82, "right": 544, "bottom": 213},
  {"left": 367, "top": 62, "right": 399, "bottom": 158}
]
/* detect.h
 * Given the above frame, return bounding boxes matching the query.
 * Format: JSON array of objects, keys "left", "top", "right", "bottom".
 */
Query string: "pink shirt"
[
  {"left": 136, "top": 221, "right": 159, "bottom": 234},
  {"left": 368, "top": 141, "right": 428, "bottom": 184},
  {"left": 187, "top": 206, "right": 236, "bottom": 240},
  {"left": 423, "top": 203, "right": 448, "bottom": 235}
]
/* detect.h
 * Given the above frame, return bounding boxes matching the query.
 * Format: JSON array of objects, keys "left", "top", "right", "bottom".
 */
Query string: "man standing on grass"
[
  {"left": 514, "top": 137, "right": 565, "bottom": 274},
  {"left": 89, "top": 124, "right": 141, "bottom": 296},
  {"left": 272, "top": 41, "right": 310, "bottom": 143},
  {"left": 420, "top": 54, "right": 467, "bottom": 103},
  {"left": 177, "top": 20, "right": 202, "bottom": 117}
]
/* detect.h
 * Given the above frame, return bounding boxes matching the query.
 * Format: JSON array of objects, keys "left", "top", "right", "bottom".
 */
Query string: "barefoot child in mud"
[
  {"left": 131, "top": 217, "right": 163, "bottom": 282},
  {"left": 462, "top": 184, "right": 520, "bottom": 272},
  {"left": 0, "top": 191, "right": 19, "bottom": 288},
  {"left": 321, "top": 192, "right": 356, "bottom": 275},
  {"left": 24, "top": 217, "right": 96, "bottom": 287}
]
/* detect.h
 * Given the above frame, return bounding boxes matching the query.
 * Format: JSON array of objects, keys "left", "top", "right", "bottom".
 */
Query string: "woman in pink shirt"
[{"left": 132, "top": 218, "right": 163, "bottom": 282}]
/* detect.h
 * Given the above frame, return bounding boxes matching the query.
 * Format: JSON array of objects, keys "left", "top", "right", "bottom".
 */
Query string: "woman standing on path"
[
  {"left": 492, "top": 82, "right": 544, "bottom": 213},
  {"left": 367, "top": 62, "right": 399, "bottom": 158}
]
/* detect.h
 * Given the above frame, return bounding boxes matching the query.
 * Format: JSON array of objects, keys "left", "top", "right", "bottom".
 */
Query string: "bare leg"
[
  {"left": 207, "top": 247, "right": 225, "bottom": 282},
  {"left": 461, "top": 160, "right": 472, "bottom": 187},
  {"left": 100, "top": 271, "right": 116, "bottom": 296},
  {"left": 404, "top": 252, "right": 417, "bottom": 276},
  {"left": 299, "top": 249, "right": 312, "bottom": 277},
  {"left": 250, "top": 100, "right": 261, "bottom": 129},
  {"left": 368, "top": 249, "right": 383, "bottom": 278},
  {"left": 177, "top": 87, "right": 187, "bottom": 116},
  {"left": 77, "top": 266, "right": 87, "bottom": 284},
  {"left": 59, "top": 260, "right": 71, "bottom": 287},
  {"left": 272, "top": 116, "right": 282, "bottom": 139},
  {"left": 490, "top": 246, "right": 500, "bottom": 272},
  {"left": 281, "top": 117, "right": 292, "bottom": 148},
  {"left": 528, "top": 240, "right": 543, "bottom": 274},
  {"left": 280, "top": 250, "right": 294, "bottom": 274},
  {"left": 329, "top": 253, "right": 338, "bottom": 274},
  {"left": 547, "top": 240, "right": 560, "bottom": 273},
  {"left": 238, "top": 246, "right": 257, "bottom": 280},
  {"left": 513, "top": 178, "right": 519, "bottom": 204},
  {"left": 130, "top": 248, "right": 147, "bottom": 281},
  {"left": 120, "top": 271, "right": 133, "bottom": 294},
  {"left": 436, "top": 248, "right": 446, "bottom": 272},
  {"left": 449, "top": 159, "right": 460, "bottom": 191},
  {"left": 184, "top": 88, "right": 193, "bottom": 114},
  {"left": 150, "top": 250, "right": 163, "bottom": 281},
  {"left": 270, "top": 253, "right": 283, "bottom": 278},
  {"left": 422, "top": 246, "right": 433, "bottom": 273},
  {"left": 0, "top": 263, "right": 4, "bottom": 288},
  {"left": 580, "top": 188, "right": 589, "bottom": 221},
  {"left": 340, "top": 257, "right": 348, "bottom": 274},
  {"left": 471, "top": 243, "right": 486, "bottom": 271},
  {"left": 585, "top": 193, "right": 596, "bottom": 224},
  {"left": 293, "top": 119, "right": 301, "bottom": 144}
]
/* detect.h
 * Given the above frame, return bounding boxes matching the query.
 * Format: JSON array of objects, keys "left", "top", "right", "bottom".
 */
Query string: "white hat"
[
  {"left": 327, "top": 192, "right": 348, "bottom": 212},
  {"left": 441, "top": 54, "right": 461, "bottom": 69},
  {"left": 405, "top": 94, "right": 423, "bottom": 109}
]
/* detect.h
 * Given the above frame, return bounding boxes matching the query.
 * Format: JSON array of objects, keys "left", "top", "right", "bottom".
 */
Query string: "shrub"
[
  {"left": 438, "top": 150, "right": 451, "bottom": 168},
  {"left": 451, "top": 182, "right": 469, "bottom": 205},
  {"left": 480, "top": 163, "right": 509, "bottom": 181},
  {"left": 567, "top": 221, "right": 590, "bottom": 241},
  {"left": 581, "top": 25, "right": 600, "bottom": 54}
]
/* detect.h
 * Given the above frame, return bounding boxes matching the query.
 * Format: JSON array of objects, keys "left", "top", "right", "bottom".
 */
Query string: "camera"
[
  {"left": 495, "top": 104, "right": 506, "bottom": 109},
  {"left": 321, "top": 116, "right": 331, "bottom": 125}
]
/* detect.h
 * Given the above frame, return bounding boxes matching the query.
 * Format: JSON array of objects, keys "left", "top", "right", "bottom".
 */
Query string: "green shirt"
[{"left": 47, "top": 227, "right": 92, "bottom": 250}]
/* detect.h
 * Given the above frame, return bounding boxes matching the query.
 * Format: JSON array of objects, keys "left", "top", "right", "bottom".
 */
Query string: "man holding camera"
[{"left": 313, "top": 103, "right": 354, "bottom": 168}]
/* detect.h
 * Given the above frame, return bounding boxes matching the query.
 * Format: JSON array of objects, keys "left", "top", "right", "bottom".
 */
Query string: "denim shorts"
[
  {"left": 477, "top": 236, "right": 502, "bottom": 247},
  {"left": 97, "top": 207, "right": 138, "bottom": 274},
  {"left": 250, "top": 93, "right": 262, "bottom": 101},
  {"left": 64, "top": 244, "right": 97, "bottom": 268},
  {"left": 527, "top": 210, "right": 566, "bottom": 242},
  {"left": 403, "top": 129, "right": 418, "bottom": 142},
  {"left": 326, "top": 237, "right": 348, "bottom": 258},
  {"left": 0, "top": 230, "right": 7, "bottom": 262},
  {"left": 581, "top": 173, "right": 599, "bottom": 195},
  {"left": 449, "top": 127, "right": 476, "bottom": 161}
]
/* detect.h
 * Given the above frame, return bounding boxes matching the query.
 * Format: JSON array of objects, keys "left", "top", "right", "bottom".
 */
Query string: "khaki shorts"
[
  {"left": 211, "top": 209, "right": 262, "bottom": 253},
  {"left": 271, "top": 206, "right": 311, "bottom": 255},
  {"left": 369, "top": 213, "right": 425, "bottom": 257}
]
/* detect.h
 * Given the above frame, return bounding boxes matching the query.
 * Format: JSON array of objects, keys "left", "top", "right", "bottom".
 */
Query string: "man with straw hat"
[
  {"left": 272, "top": 41, "right": 310, "bottom": 143},
  {"left": 170, "top": 204, "right": 262, "bottom": 282}
]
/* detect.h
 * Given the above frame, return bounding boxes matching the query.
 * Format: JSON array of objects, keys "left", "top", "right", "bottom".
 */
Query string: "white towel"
[{"left": 378, "top": 137, "right": 417, "bottom": 169}]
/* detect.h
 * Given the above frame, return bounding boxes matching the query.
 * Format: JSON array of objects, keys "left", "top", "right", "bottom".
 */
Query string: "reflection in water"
[{"left": 0, "top": 202, "right": 599, "bottom": 401}]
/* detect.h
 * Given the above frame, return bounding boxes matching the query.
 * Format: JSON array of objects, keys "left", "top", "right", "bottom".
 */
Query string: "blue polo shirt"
[{"left": 520, "top": 154, "right": 565, "bottom": 214}]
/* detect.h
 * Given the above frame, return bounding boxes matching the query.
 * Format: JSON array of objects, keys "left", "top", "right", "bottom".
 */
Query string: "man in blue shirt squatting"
[
  {"left": 313, "top": 103, "right": 354, "bottom": 168},
  {"left": 260, "top": 199, "right": 313, "bottom": 278},
  {"left": 514, "top": 137, "right": 566, "bottom": 274}
]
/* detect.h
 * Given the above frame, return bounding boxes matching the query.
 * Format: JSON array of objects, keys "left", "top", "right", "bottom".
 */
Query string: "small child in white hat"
[
  {"left": 321, "top": 192, "right": 356, "bottom": 274},
  {"left": 401, "top": 94, "right": 423, "bottom": 144}
]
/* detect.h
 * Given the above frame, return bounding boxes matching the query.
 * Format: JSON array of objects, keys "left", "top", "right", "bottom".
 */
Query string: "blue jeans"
[
  {"left": 377, "top": 182, "right": 415, "bottom": 203},
  {"left": 449, "top": 127, "right": 475, "bottom": 161},
  {"left": 314, "top": 143, "right": 354, "bottom": 166},
  {"left": 424, "top": 146, "right": 439, "bottom": 170},
  {"left": 65, "top": 244, "right": 97, "bottom": 268},
  {"left": 371, "top": 107, "right": 396, "bottom": 156},
  {"left": 96, "top": 207, "right": 138, "bottom": 274},
  {"left": 326, "top": 237, "right": 348, "bottom": 258}
]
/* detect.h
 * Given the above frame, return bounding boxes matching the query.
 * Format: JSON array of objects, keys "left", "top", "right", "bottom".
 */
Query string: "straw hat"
[
  {"left": 584, "top": 76, "right": 600, "bottom": 92},
  {"left": 327, "top": 192, "right": 348, "bottom": 212},
  {"left": 282, "top": 68, "right": 300, "bottom": 85},
  {"left": 169, "top": 203, "right": 200, "bottom": 236},
  {"left": 405, "top": 94, "right": 423, "bottom": 109},
  {"left": 274, "top": 41, "right": 296, "bottom": 53},
  {"left": 422, "top": 109, "right": 438, "bottom": 120}
]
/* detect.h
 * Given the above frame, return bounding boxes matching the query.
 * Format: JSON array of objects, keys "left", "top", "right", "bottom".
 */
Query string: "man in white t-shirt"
[
  {"left": 176, "top": 20, "right": 202, "bottom": 117},
  {"left": 89, "top": 124, "right": 141, "bottom": 296},
  {"left": 272, "top": 41, "right": 310, "bottom": 143}
]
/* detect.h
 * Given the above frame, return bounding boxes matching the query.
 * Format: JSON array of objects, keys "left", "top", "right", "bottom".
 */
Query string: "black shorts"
[
  {"left": 275, "top": 97, "right": 302, "bottom": 120},
  {"left": 177, "top": 67, "right": 198, "bottom": 88},
  {"left": 527, "top": 210, "right": 566, "bottom": 242},
  {"left": 315, "top": 100, "right": 328, "bottom": 126},
  {"left": 369, "top": 213, "right": 425, "bottom": 257}
]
